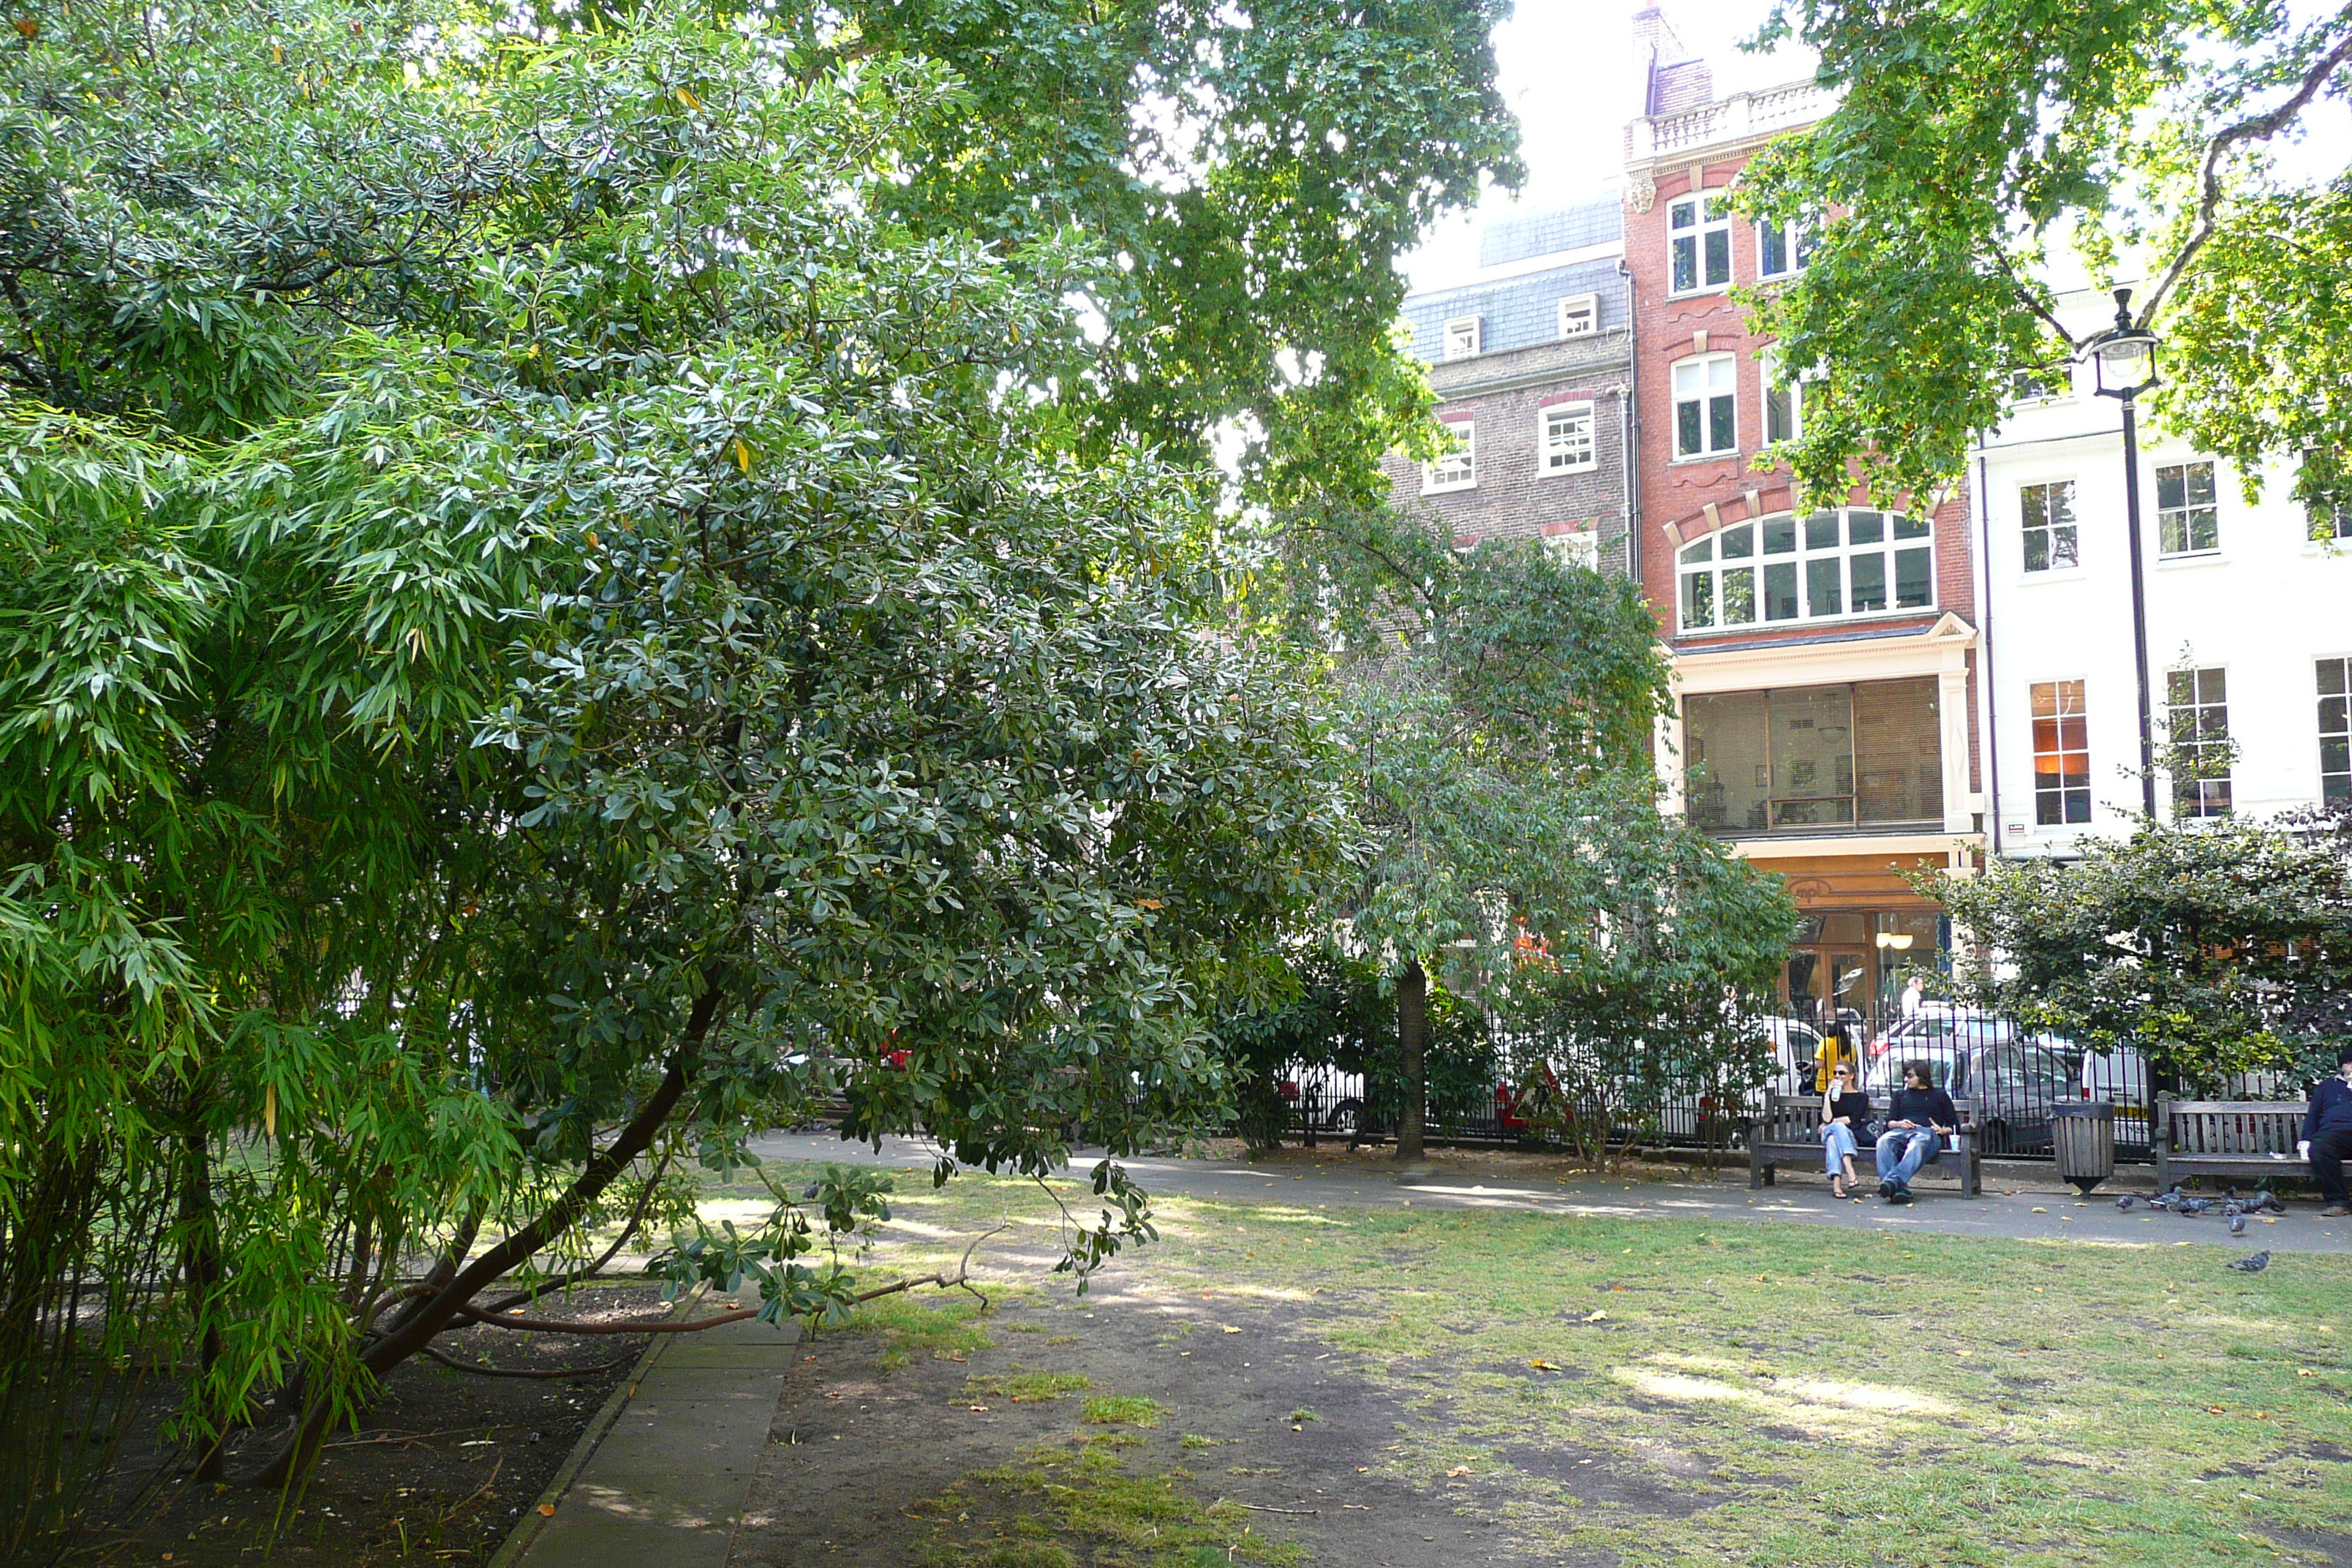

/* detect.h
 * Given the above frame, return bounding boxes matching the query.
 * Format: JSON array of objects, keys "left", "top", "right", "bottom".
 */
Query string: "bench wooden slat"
[{"left": 2154, "top": 1101, "right": 2309, "bottom": 1190}]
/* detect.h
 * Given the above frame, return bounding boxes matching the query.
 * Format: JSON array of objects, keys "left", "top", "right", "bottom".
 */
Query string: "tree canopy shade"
[
  {"left": 0, "top": 0, "right": 1505, "bottom": 1524},
  {"left": 1931, "top": 810, "right": 2352, "bottom": 1092},
  {"left": 1739, "top": 0, "right": 2352, "bottom": 521}
]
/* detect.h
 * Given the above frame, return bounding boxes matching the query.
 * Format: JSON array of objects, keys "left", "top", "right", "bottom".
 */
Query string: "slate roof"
[
  {"left": 1477, "top": 197, "right": 1624, "bottom": 269},
  {"left": 1401, "top": 197, "right": 1627, "bottom": 366}
]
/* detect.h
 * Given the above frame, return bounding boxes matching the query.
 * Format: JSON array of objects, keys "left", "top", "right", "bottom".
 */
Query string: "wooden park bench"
[
  {"left": 2152, "top": 1100, "right": 2310, "bottom": 1193},
  {"left": 1746, "top": 1093, "right": 1983, "bottom": 1198}
]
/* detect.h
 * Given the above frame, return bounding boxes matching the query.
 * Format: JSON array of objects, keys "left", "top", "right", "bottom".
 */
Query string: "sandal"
[{"left": 1831, "top": 1177, "right": 1848, "bottom": 1199}]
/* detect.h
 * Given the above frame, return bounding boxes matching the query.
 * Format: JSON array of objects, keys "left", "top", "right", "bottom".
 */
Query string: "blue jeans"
[
  {"left": 1821, "top": 1122, "right": 1858, "bottom": 1176},
  {"left": 1876, "top": 1128, "right": 1940, "bottom": 1190}
]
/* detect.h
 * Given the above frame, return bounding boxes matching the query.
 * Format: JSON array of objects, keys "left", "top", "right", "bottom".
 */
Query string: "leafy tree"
[
  {"left": 1497, "top": 772, "right": 1798, "bottom": 1168},
  {"left": 1, "top": 0, "right": 1533, "bottom": 1515},
  {"left": 1930, "top": 810, "right": 2352, "bottom": 1092},
  {"left": 1214, "top": 946, "right": 1491, "bottom": 1150},
  {"left": 802, "top": 0, "right": 1523, "bottom": 509},
  {"left": 1311, "top": 529, "right": 1746, "bottom": 1162},
  {"left": 1741, "top": 0, "right": 2352, "bottom": 523}
]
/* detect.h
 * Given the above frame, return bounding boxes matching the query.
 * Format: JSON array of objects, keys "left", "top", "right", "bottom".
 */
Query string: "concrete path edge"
[{"left": 481, "top": 1287, "right": 700, "bottom": 1568}]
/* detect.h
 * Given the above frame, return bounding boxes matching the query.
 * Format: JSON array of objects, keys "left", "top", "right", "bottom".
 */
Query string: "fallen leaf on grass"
[
  {"left": 968, "top": 1404, "right": 990, "bottom": 1411},
  {"left": 2206, "top": 1406, "right": 2227, "bottom": 1414},
  {"left": 1529, "top": 1360, "right": 1564, "bottom": 1371},
  {"left": 2298, "top": 1370, "right": 2316, "bottom": 1378},
  {"left": 1444, "top": 1466, "right": 1472, "bottom": 1477},
  {"left": 1585, "top": 1311, "right": 1608, "bottom": 1322},
  {"left": 1221, "top": 1325, "right": 1241, "bottom": 1334}
]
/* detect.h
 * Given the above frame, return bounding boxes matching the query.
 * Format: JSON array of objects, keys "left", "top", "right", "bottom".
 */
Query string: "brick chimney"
[{"left": 1632, "top": 4, "right": 1711, "bottom": 115}]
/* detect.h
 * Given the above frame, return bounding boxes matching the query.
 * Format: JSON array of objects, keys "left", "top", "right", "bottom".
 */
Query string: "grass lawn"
[{"left": 696, "top": 1158, "right": 2352, "bottom": 1568}]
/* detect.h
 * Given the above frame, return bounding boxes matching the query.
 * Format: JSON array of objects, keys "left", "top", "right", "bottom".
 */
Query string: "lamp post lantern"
[{"left": 2085, "top": 287, "right": 2163, "bottom": 819}]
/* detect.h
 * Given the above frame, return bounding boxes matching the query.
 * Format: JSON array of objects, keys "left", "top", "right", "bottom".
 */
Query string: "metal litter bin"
[{"left": 2053, "top": 1101, "right": 2117, "bottom": 1194}]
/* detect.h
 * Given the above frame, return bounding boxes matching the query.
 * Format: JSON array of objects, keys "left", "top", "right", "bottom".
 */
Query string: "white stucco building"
[{"left": 1974, "top": 285, "right": 2352, "bottom": 859}]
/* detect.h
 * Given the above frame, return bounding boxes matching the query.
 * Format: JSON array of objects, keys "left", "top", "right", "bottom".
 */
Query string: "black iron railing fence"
[{"left": 1266, "top": 1004, "right": 2295, "bottom": 1162}]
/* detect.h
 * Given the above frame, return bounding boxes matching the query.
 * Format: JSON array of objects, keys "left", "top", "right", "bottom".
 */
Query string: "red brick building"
[{"left": 1624, "top": 12, "right": 1983, "bottom": 1019}]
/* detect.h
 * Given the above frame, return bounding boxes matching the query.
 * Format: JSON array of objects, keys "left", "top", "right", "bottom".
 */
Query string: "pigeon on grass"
[{"left": 2227, "top": 1251, "right": 2272, "bottom": 1273}]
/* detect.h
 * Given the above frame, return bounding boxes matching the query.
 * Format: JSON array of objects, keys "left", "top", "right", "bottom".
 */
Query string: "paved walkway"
[
  {"left": 748, "top": 1129, "right": 2352, "bottom": 1256},
  {"left": 512, "top": 1309, "right": 797, "bottom": 1568}
]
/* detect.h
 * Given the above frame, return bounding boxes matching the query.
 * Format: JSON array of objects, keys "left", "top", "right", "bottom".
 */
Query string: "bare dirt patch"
[
  {"left": 727, "top": 1281, "right": 1550, "bottom": 1567},
  {"left": 74, "top": 1285, "right": 660, "bottom": 1567}
]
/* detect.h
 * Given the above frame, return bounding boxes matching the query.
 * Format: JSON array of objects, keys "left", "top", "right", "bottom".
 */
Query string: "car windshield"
[{"left": 1978, "top": 1047, "right": 2072, "bottom": 1094}]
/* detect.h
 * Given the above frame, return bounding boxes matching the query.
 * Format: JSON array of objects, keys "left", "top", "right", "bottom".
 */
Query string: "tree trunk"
[
  {"left": 178, "top": 1117, "right": 227, "bottom": 1482},
  {"left": 1395, "top": 960, "right": 1427, "bottom": 1163},
  {"left": 249, "top": 980, "right": 729, "bottom": 1488}
]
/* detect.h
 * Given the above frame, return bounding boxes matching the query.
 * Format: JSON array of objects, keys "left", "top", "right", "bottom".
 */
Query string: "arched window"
[{"left": 1677, "top": 509, "right": 1932, "bottom": 633}]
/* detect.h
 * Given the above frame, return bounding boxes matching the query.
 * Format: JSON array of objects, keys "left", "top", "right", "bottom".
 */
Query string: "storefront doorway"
[{"left": 1780, "top": 910, "right": 1945, "bottom": 1026}]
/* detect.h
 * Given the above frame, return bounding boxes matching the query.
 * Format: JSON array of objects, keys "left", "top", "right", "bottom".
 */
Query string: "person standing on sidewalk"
[
  {"left": 2298, "top": 1047, "right": 2352, "bottom": 1218},
  {"left": 1875, "top": 1060, "right": 1957, "bottom": 1205}
]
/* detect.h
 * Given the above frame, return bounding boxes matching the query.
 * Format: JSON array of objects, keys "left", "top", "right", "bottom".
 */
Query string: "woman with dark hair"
[{"left": 1820, "top": 1062, "right": 1870, "bottom": 1199}]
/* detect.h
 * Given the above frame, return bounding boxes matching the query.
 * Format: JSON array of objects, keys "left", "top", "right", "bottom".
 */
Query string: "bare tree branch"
[
  {"left": 421, "top": 1343, "right": 641, "bottom": 1379},
  {"left": 2142, "top": 24, "right": 2352, "bottom": 322}
]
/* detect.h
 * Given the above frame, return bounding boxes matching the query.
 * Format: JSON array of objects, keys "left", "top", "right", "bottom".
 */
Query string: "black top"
[
  {"left": 1886, "top": 1085, "right": 1959, "bottom": 1132},
  {"left": 1823, "top": 1090, "right": 1872, "bottom": 1130},
  {"left": 2309, "top": 1077, "right": 2352, "bottom": 1141}
]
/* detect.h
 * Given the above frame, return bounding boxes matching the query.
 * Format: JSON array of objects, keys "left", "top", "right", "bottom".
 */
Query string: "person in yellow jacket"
[{"left": 1810, "top": 1021, "right": 1855, "bottom": 1095}]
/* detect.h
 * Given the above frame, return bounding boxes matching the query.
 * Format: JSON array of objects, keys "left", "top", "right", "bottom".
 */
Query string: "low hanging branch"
[
  {"left": 448, "top": 1224, "right": 1009, "bottom": 1336},
  {"left": 478, "top": 1147, "right": 676, "bottom": 1316},
  {"left": 420, "top": 1343, "right": 642, "bottom": 1380}
]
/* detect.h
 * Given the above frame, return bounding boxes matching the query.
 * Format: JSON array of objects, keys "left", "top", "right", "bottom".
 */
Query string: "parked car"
[
  {"left": 1869, "top": 1006, "right": 2019, "bottom": 1063},
  {"left": 1760, "top": 1016, "right": 1829, "bottom": 1098},
  {"left": 1863, "top": 1040, "right": 2076, "bottom": 1154}
]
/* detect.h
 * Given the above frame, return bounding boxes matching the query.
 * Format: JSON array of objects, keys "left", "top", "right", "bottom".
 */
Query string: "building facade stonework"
[{"left": 1384, "top": 197, "right": 1635, "bottom": 577}]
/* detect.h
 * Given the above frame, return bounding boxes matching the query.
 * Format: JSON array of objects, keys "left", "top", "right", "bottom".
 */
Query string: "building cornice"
[{"left": 1428, "top": 336, "right": 1635, "bottom": 399}]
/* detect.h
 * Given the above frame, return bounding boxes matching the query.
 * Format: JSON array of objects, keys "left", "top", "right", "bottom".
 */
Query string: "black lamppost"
[{"left": 2085, "top": 287, "right": 2162, "bottom": 819}]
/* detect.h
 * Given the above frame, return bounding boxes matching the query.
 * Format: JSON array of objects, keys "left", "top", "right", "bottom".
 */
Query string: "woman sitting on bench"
[{"left": 1820, "top": 1063, "right": 1872, "bottom": 1200}]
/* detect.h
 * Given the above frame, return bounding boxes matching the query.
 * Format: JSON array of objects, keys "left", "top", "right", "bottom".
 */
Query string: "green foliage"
[
  {"left": 1931, "top": 809, "right": 2352, "bottom": 1090},
  {"left": 0, "top": 0, "right": 1526, "bottom": 1516},
  {"left": 1741, "top": 0, "right": 2352, "bottom": 516},
  {"left": 1215, "top": 946, "right": 1490, "bottom": 1147},
  {"left": 824, "top": 0, "right": 1523, "bottom": 510},
  {"left": 1496, "top": 772, "right": 1798, "bottom": 1165},
  {"left": 1286, "top": 531, "right": 1789, "bottom": 1156}
]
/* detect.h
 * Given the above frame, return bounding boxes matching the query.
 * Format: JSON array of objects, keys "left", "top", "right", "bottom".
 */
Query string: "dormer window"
[
  {"left": 1442, "top": 317, "right": 1482, "bottom": 361},
  {"left": 1556, "top": 294, "right": 1598, "bottom": 339}
]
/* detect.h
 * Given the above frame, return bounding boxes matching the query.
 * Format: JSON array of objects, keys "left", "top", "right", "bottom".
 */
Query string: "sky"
[
  {"left": 1401, "top": 0, "right": 2352, "bottom": 295},
  {"left": 1401, "top": 0, "right": 1817, "bottom": 291}
]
